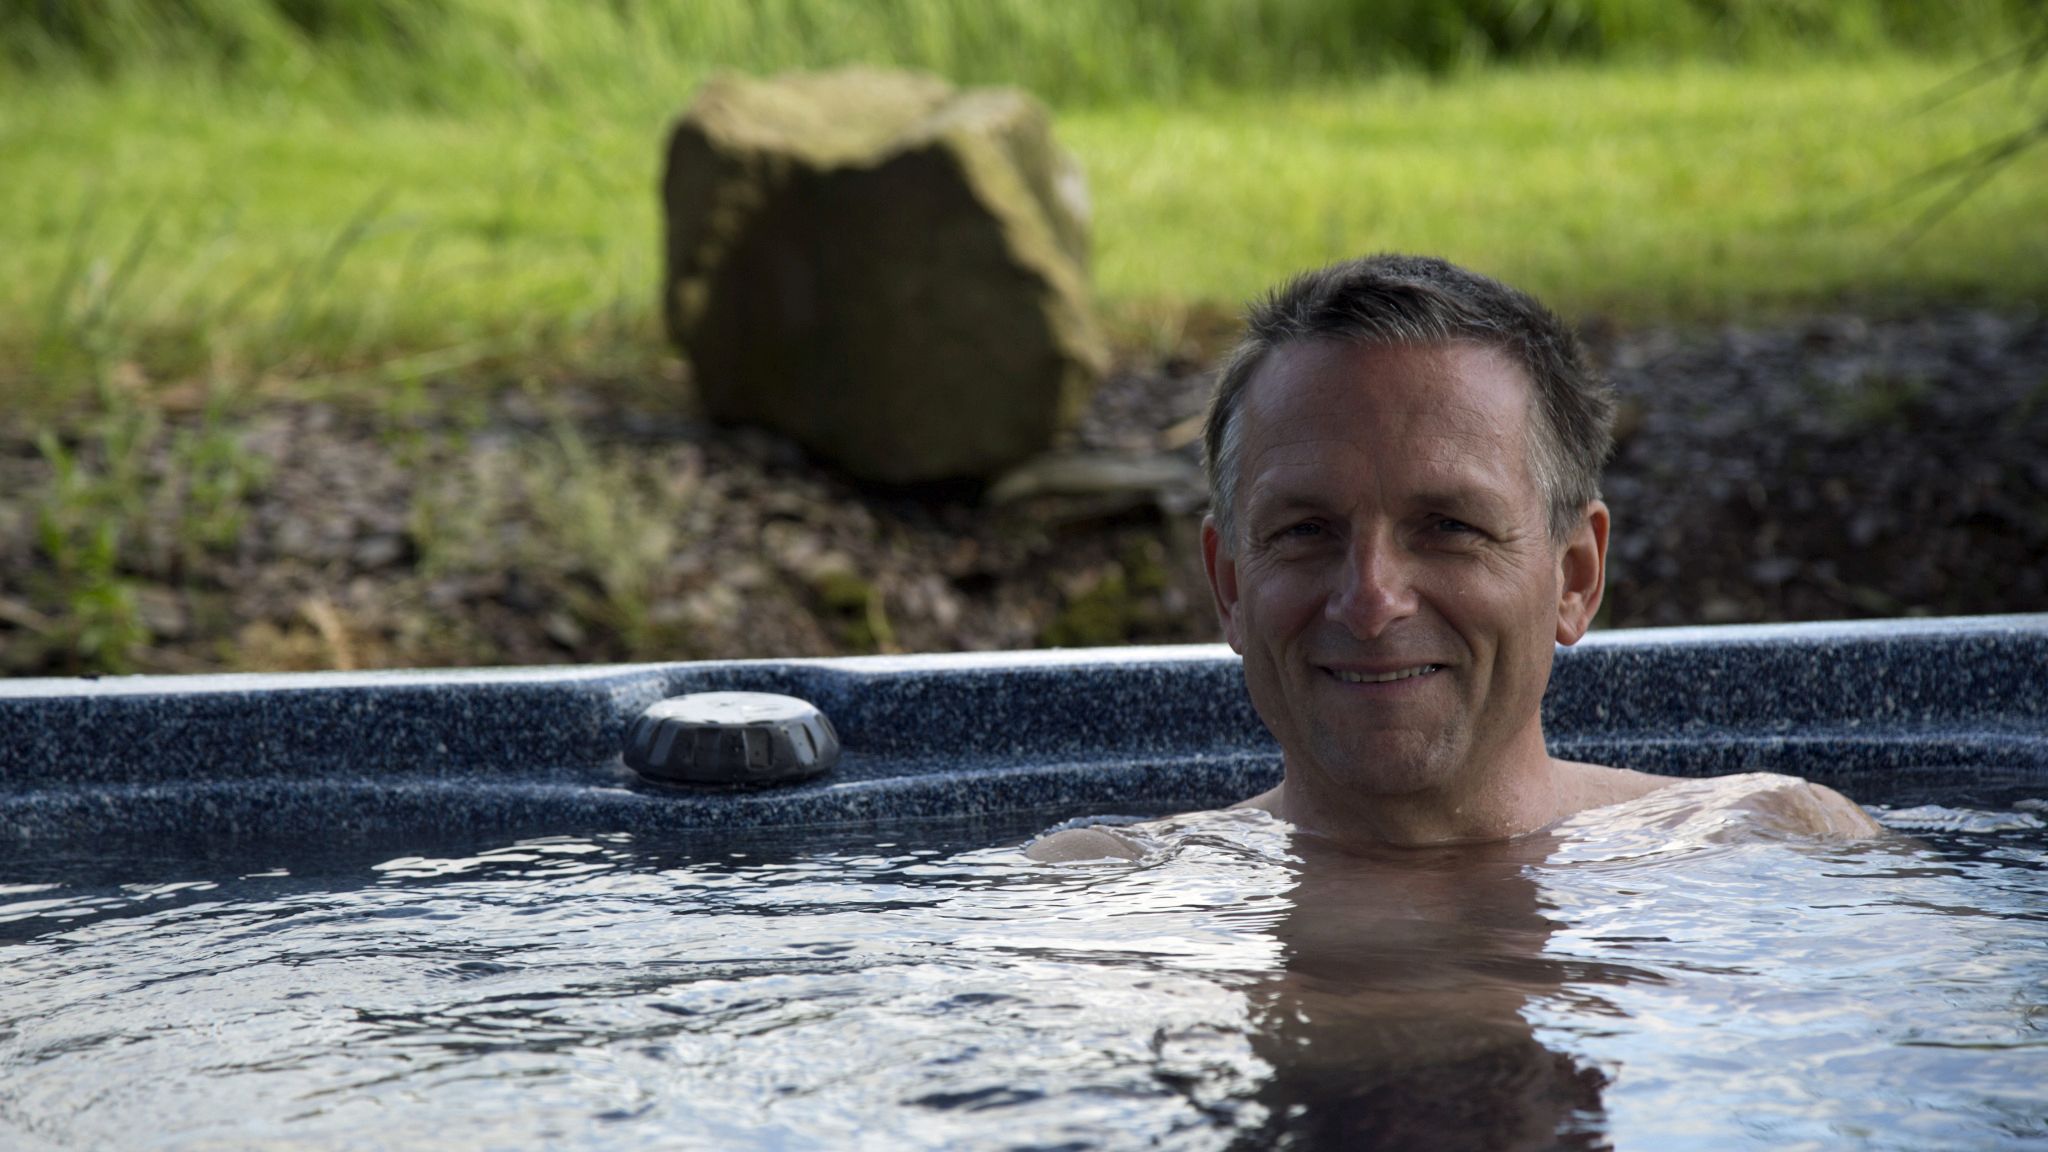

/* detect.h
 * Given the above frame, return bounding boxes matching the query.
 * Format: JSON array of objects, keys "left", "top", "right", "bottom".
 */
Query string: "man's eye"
[
  {"left": 1435, "top": 518, "right": 1477, "bottom": 535},
  {"left": 1263, "top": 521, "right": 1324, "bottom": 545}
]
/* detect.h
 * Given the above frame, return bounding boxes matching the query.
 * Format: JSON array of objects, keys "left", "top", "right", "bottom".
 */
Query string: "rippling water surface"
[{"left": 2, "top": 784, "right": 2043, "bottom": 1151}]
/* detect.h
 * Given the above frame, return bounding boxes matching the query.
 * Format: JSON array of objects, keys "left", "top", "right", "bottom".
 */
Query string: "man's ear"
[
  {"left": 1202, "top": 515, "right": 1244, "bottom": 653},
  {"left": 1555, "top": 499, "right": 1609, "bottom": 646}
]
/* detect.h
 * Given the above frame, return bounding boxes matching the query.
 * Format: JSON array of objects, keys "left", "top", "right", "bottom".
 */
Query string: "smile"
[{"left": 1327, "top": 664, "right": 1443, "bottom": 684}]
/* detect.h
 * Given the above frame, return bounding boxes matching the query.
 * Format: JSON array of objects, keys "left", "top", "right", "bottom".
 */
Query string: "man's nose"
[{"left": 1329, "top": 528, "right": 1420, "bottom": 639}]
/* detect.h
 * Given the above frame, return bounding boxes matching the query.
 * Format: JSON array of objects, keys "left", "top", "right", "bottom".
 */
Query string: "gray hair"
[{"left": 1203, "top": 253, "right": 1615, "bottom": 549}]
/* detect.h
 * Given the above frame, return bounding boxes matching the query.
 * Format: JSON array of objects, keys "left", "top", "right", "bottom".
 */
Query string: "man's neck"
[{"left": 1253, "top": 729, "right": 1576, "bottom": 850}]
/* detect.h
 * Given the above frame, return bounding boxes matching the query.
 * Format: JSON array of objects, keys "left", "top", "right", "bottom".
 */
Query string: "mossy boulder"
[{"left": 661, "top": 68, "right": 1107, "bottom": 484}]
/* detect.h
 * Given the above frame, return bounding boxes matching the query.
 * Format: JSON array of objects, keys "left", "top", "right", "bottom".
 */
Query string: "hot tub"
[
  {"left": 5, "top": 614, "right": 2044, "bottom": 843},
  {"left": 3, "top": 616, "right": 2044, "bottom": 1149}
]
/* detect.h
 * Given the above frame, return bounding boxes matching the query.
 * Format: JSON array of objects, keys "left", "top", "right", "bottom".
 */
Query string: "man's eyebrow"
[{"left": 1241, "top": 487, "right": 1330, "bottom": 520}]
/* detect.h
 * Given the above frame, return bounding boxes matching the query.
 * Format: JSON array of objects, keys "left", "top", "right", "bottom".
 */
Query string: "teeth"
[{"left": 1332, "top": 665, "right": 1440, "bottom": 684}]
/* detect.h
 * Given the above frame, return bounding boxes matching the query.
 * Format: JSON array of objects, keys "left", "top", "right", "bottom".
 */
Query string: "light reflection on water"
[
  {"left": 1530, "top": 790, "right": 2048, "bottom": 1152},
  {"left": 0, "top": 788, "right": 2043, "bottom": 1151}
]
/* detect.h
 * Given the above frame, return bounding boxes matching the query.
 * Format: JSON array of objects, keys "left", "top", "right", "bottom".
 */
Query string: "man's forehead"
[
  {"left": 1242, "top": 448, "right": 1522, "bottom": 522},
  {"left": 1238, "top": 339, "right": 1536, "bottom": 465}
]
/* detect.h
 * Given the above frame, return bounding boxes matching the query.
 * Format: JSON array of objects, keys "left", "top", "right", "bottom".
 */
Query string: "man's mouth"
[{"left": 1326, "top": 664, "right": 1443, "bottom": 684}]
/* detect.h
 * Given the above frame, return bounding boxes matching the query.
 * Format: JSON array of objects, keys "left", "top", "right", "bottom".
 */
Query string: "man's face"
[{"left": 1204, "top": 339, "right": 1603, "bottom": 802}]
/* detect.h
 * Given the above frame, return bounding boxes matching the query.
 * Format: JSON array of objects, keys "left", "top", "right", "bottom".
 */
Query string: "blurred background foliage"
[
  {"left": 2, "top": 0, "right": 2044, "bottom": 674},
  {"left": 5, "top": 0, "right": 2038, "bottom": 107}
]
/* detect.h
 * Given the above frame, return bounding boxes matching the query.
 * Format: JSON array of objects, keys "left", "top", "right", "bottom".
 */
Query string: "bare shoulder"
[
  {"left": 1025, "top": 825, "right": 1146, "bottom": 863},
  {"left": 1612, "top": 771, "right": 1883, "bottom": 840},
  {"left": 1558, "top": 760, "right": 1678, "bottom": 812},
  {"left": 1557, "top": 766, "right": 1884, "bottom": 842},
  {"left": 1771, "top": 779, "right": 1886, "bottom": 838},
  {"left": 1693, "top": 772, "right": 1882, "bottom": 838}
]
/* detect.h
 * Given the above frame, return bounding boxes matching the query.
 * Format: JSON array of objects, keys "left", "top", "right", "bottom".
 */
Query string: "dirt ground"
[{"left": 2, "top": 308, "right": 2044, "bottom": 676}]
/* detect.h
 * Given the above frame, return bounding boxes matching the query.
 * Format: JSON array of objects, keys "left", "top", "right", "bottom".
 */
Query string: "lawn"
[
  {"left": 3, "top": 54, "right": 2042, "bottom": 410},
  {"left": 1072, "top": 60, "right": 2048, "bottom": 318}
]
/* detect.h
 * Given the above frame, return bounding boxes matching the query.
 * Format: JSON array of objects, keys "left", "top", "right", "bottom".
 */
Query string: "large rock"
[{"left": 662, "top": 69, "right": 1107, "bottom": 484}]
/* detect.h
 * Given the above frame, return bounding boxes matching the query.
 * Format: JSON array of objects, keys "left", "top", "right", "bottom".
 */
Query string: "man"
[{"left": 1033, "top": 254, "right": 1876, "bottom": 861}]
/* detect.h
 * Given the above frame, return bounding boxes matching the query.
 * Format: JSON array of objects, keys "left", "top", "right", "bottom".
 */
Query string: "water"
[{"left": 2, "top": 782, "right": 2043, "bottom": 1151}]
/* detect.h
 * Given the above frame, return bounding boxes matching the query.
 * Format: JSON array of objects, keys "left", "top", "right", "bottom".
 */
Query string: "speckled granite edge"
[{"left": 2, "top": 614, "right": 2043, "bottom": 842}]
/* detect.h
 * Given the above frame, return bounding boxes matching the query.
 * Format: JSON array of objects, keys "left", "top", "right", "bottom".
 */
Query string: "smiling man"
[{"left": 1033, "top": 254, "right": 1876, "bottom": 860}]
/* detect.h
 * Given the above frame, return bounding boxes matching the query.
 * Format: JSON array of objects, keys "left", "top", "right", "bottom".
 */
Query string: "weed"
[
  {"left": 407, "top": 441, "right": 518, "bottom": 581},
  {"left": 524, "top": 421, "right": 679, "bottom": 654},
  {"left": 1043, "top": 565, "right": 1134, "bottom": 648},
  {"left": 165, "top": 393, "right": 273, "bottom": 568},
  {"left": 1827, "top": 373, "right": 1934, "bottom": 429},
  {"left": 30, "top": 400, "right": 160, "bottom": 673},
  {"left": 809, "top": 565, "right": 897, "bottom": 653},
  {"left": 407, "top": 418, "right": 699, "bottom": 658},
  {"left": 22, "top": 368, "right": 274, "bottom": 673}
]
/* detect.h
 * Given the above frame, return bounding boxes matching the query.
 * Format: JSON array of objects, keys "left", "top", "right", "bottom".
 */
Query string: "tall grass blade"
[
  {"left": 269, "top": 185, "right": 393, "bottom": 356},
  {"left": 84, "top": 201, "right": 165, "bottom": 338},
  {"left": 38, "top": 189, "right": 103, "bottom": 365}
]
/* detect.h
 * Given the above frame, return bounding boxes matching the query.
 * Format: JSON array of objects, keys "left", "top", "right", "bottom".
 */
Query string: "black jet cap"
[{"left": 623, "top": 691, "right": 840, "bottom": 786}]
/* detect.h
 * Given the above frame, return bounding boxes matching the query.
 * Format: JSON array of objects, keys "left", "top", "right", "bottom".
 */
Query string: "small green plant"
[
  {"left": 1827, "top": 373, "right": 1934, "bottom": 429},
  {"left": 407, "top": 439, "right": 517, "bottom": 580},
  {"left": 260, "top": 188, "right": 392, "bottom": 367},
  {"left": 809, "top": 565, "right": 897, "bottom": 653},
  {"left": 25, "top": 370, "right": 273, "bottom": 673},
  {"left": 1041, "top": 538, "right": 1176, "bottom": 648},
  {"left": 1043, "top": 564, "right": 1134, "bottom": 648},
  {"left": 407, "top": 415, "right": 697, "bottom": 658},
  {"left": 165, "top": 393, "right": 272, "bottom": 568},
  {"left": 31, "top": 402, "right": 160, "bottom": 673},
  {"left": 524, "top": 420, "right": 679, "bottom": 654}
]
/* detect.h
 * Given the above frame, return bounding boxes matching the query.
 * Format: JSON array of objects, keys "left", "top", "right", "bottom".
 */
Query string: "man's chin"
[{"left": 1297, "top": 731, "right": 1457, "bottom": 797}]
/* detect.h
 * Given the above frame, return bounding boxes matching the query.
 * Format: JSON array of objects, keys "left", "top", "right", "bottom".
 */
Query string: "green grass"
[
  {"left": 1073, "top": 60, "right": 2048, "bottom": 318},
  {"left": 1, "top": 75, "right": 660, "bottom": 402},
  {"left": 4, "top": 54, "right": 2043, "bottom": 413},
  {"left": 3, "top": 1, "right": 2040, "bottom": 407},
  {"left": 8, "top": 0, "right": 2031, "bottom": 109}
]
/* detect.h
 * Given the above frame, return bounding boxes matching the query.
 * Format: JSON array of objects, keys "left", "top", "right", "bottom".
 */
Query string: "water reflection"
[{"left": 1228, "top": 828, "right": 1638, "bottom": 1151}]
